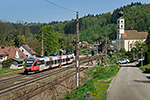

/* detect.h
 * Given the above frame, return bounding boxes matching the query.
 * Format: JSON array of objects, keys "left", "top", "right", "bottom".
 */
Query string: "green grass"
[
  {"left": 60, "top": 65, "right": 121, "bottom": 100},
  {"left": 60, "top": 79, "right": 96, "bottom": 100},
  {"left": 139, "top": 64, "right": 150, "bottom": 72},
  {"left": 0, "top": 68, "right": 24, "bottom": 75},
  {"left": 93, "top": 81, "right": 111, "bottom": 100}
]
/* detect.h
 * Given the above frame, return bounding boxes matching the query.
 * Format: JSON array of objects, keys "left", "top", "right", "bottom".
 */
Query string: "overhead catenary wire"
[{"left": 44, "top": 0, "right": 76, "bottom": 12}]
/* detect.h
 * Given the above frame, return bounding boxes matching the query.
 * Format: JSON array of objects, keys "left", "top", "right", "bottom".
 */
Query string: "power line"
[{"left": 44, "top": 0, "right": 76, "bottom": 12}]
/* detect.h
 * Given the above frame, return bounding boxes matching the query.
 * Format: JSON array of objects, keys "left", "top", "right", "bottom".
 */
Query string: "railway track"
[
  {"left": 0, "top": 67, "right": 61, "bottom": 89},
  {"left": 0, "top": 54, "right": 103, "bottom": 99},
  {"left": 11, "top": 68, "right": 87, "bottom": 100},
  {"left": 0, "top": 67, "right": 72, "bottom": 98}
]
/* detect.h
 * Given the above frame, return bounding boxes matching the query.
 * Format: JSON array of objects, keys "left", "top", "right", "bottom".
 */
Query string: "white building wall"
[
  {"left": 15, "top": 49, "right": 19, "bottom": 58},
  {"left": 124, "top": 39, "right": 145, "bottom": 51},
  {"left": 0, "top": 55, "right": 7, "bottom": 62},
  {"left": 116, "top": 17, "right": 125, "bottom": 51},
  {"left": 19, "top": 46, "right": 32, "bottom": 57}
]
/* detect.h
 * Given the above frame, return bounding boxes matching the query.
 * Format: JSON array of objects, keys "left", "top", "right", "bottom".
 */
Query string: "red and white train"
[{"left": 24, "top": 53, "right": 74, "bottom": 74}]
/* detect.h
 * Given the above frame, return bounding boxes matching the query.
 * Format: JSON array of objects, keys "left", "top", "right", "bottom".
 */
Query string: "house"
[
  {"left": 0, "top": 46, "right": 19, "bottom": 69},
  {"left": 10, "top": 58, "right": 24, "bottom": 69},
  {"left": 19, "top": 44, "right": 36, "bottom": 58},
  {"left": 116, "top": 11, "right": 148, "bottom": 51},
  {"left": 0, "top": 46, "right": 19, "bottom": 62},
  {"left": 0, "top": 45, "right": 31, "bottom": 69}
]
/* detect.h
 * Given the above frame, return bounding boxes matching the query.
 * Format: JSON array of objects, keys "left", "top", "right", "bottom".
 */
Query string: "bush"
[
  {"left": 2, "top": 58, "right": 13, "bottom": 69},
  {"left": 81, "top": 49, "right": 87, "bottom": 54},
  {"left": 120, "top": 48, "right": 126, "bottom": 52}
]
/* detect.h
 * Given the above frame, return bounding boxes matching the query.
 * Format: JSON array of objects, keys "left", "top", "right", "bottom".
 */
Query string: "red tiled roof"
[
  {"left": 22, "top": 44, "right": 36, "bottom": 55},
  {"left": 0, "top": 46, "right": 18, "bottom": 59},
  {"left": 122, "top": 30, "right": 148, "bottom": 39},
  {"left": 18, "top": 50, "right": 28, "bottom": 59},
  {"left": 0, "top": 50, "right": 7, "bottom": 55}
]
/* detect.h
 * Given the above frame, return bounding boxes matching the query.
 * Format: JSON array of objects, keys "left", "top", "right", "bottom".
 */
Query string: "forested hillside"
[
  {"left": 51, "top": 2, "right": 150, "bottom": 42},
  {"left": 0, "top": 2, "right": 150, "bottom": 54},
  {"left": 52, "top": 2, "right": 150, "bottom": 42}
]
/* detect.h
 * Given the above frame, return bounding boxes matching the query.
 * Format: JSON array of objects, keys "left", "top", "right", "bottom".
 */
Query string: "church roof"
[{"left": 122, "top": 30, "right": 148, "bottom": 39}]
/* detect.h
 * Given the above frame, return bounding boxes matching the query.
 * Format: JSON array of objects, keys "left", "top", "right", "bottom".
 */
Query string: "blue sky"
[{"left": 0, "top": 0, "right": 150, "bottom": 23}]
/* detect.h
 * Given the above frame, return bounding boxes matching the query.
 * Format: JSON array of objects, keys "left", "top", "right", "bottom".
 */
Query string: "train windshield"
[{"left": 26, "top": 59, "right": 34, "bottom": 67}]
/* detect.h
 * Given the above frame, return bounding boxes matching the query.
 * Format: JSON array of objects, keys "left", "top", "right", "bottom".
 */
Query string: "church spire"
[{"left": 117, "top": 11, "right": 125, "bottom": 39}]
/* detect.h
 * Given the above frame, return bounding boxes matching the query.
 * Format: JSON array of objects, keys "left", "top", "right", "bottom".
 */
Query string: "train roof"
[{"left": 27, "top": 53, "right": 74, "bottom": 60}]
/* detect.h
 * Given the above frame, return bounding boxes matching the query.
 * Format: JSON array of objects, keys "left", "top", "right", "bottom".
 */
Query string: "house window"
[
  {"left": 121, "top": 20, "right": 123, "bottom": 23},
  {"left": 0, "top": 55, "right": 3, "bottom": 59},
  {"left": 121, "top": 25, "right": 123, "bottom": 28},
  {"left": 130, "top": 44, "right": 132, "bottom": 48},
  {"left": 22, "top": 50, "right": 24, "bottom": 52},
  {"left": 133, "top": 42, "right": 134, "bottom": 47}
]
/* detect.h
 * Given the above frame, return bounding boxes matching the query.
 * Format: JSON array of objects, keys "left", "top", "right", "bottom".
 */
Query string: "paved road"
[{"left": 107, "top": 63, "right": 150, "bottom": 100}]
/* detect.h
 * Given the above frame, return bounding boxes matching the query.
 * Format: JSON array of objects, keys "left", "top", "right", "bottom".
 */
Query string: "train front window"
[{"left": 26, "top": 59, "right": 34, "bottom": 67}]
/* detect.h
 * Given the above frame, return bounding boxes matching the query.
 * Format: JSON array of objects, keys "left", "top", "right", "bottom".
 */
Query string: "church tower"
[{"left": 116, "top": 11, "right": 125, "bottom": 51}]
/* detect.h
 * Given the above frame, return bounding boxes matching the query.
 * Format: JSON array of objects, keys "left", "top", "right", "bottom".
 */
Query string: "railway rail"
[
  {"left": 10, "top": 68, "right": 86, "bottom": 100},
  {"left": 0, "top": 67, "right": 60, "bottom": 89},
  {"left": 0, "top": 67, "right": 72, "bottom": 98},
  {"left": 0, "top": 54, "right": 103, "bottom": 99}
]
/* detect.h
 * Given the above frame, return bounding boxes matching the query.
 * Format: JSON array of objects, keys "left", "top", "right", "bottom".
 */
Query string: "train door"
[
  {"left": 33, "top": 59, "right": 45, "bottom": 71},
  {"left": 61, "top": 55, "right": 66, "bottom": 65},
  {"left": 58, "top": 56, "right": 61, "bottom": 66},
  {"left": 71, "top": 53, "right": 74, "bottom": 62},
  {"left": 66, "top": 55, "right": 69, "bottom": 64},
  {"left": 32, "top": 59, "right": 40, "bottom": 71},
  {"left": 52, "top": 56, "right": 58, "bottom": 67}
]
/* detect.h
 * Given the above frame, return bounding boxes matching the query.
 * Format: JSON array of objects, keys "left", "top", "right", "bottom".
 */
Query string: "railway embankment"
[{"left": 0, "top": 62, "right": 120, "bottom": 100}]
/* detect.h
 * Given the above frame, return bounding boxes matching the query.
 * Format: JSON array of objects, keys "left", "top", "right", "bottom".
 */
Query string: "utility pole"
[
  {"left": 133, "top": 48, "right": 135, "bottom": 60},
  {"left": 105, "top": 29, "right": 107, "bottom": 64},
  {"left": 42, "top": 31, "right": 44, "bottom": 56},
  {"left": 76, "top": 12, "right": 79, "bottom": 87},
  {"left": 141, "top": 48, "right": 143, "bottom": 66},
  {"left": 97, "top": 41, "right": 98, "bottom": 54}
]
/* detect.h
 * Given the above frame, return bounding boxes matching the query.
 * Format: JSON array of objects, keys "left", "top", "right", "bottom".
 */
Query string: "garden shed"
[{"left": 10, "top": 58, "right": 24, "bottom": 69}]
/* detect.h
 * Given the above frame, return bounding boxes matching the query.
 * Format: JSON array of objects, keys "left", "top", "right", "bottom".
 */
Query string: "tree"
[
  {"left": 120, "top": 48, "right": 126, "bottom": 52},
  {"left": 27, "top": 35, "right": 41, "bottom": 55},
  {"left": 37, "top": 25, "right": 60, "bottom": 55},
  {"left": 13, "top": 35, "right": 25, "bottom": 47},
  {"left": 135, "top": 40, "right": 148, "bottom": 58},
  {"left": 59, "top": 34, "right": 74, "bottom": 53},
  {"left": 16, "top": 21, "right": 23, "bottom": 35},
  {"left": 145, "top": 30, "right": 150, "bottom": 64},
  {"left": 131, "top": 47, "right": 138, "bottom": 58},
  {"left": 146, "top": 30, "right": 150, "bottom": 51},
  {"left": 25, "top": 25, "right": 30, "bottom": 43}
]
